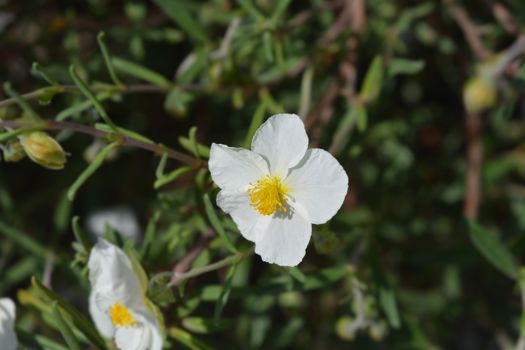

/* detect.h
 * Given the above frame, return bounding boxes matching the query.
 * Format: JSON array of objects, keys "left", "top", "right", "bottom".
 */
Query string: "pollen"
[
  {"left": 248, "top": 175, "right": 289, "bottom": 215},
  {"left": 109, "top": 302, "right": 137, "bottom": 328}
]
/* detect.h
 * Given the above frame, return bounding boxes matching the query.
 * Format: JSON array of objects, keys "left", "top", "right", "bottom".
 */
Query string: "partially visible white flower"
[
  {"left": 88, "top": 239, "right": 163, "bottom": 350},
  {"left": 87, "top": 206, "right": 141, "bottom": 243},
  {"left": 0, "top": 298, "right": 18, "bottom": 350},
  {"left": 209, "top": 113, "right": 348, "bottom": 266}
]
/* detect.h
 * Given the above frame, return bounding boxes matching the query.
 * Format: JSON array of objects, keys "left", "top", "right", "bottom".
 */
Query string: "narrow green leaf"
[
  {"left": 467, "top": 220, "right": 518, "bottom": 279},
  {"left": 388, "top": 58, "right": 426, "bottom": 77},
  {"left": 51, "top": 301, "right": 82, "bottom": 350},
  {"left": 359, "top": 56, "right": 383, "bottom": 103},
  {"left": 141, "top": 211, "right": 161, "bottom": 259},
  {"left": 243, "top": 102, "right": 266, "bottom": 148},
  {"left": 112, "top": 57, "right": 171, "bottom": 87},
  {"left": 214, "top": 263, "right": 237, "bottom": 322},
  {"left": 69, "top": 65, "right": 118, "bottom": 132},
  {"left": 263, "top": 31, "right": 274, "bottom": 63},
  {"left": 178, "top": 136, "right": 210, "bottom": 158},
  {"left": 67, "top": 142, "right": 119, "bottom": 201},
  {"left": 0, "top": 126, "right": 41, "bottom": 143},
  {"left": 153, "top": 0, "right": 208, "bottom": 44},
  {"left": 97, "top": 32, "right": 123, "bottom": 86},
  {"left": 188, "top": 126, "right": 200, "bottom": 160},
  {"left": 94, "top": 123, "right": 154, "bottom": 144},
  {"left": 182, "top": 317, "right": 234, "bottom": 334},
  {"left": 236, "top": 0, "right": 265, "bottom": 20},
  {"left": 32, "top": 62, "right": 59, "bottom": 86},
  {"left": 154, "top": 166, "right": 192, "bottom": 189},
  {"left": 286, "top": 267, "right": 307, "bottom": 284},
  {"left": 203, "top": 194, "right": 238, "bottom": 254},
  {"left": 56, "top": 92, "right": 114, "bottom": 121},
  {"left": 155, "top": 153, "right": 169, "bottom": 178},
  {"left": 271, "top": 0, "right": 292, "bottom": 23},
  {"left": 32, "top": 277, "right": 108, "bottom": 349},
  {"left": 0, "top": 220, "right": 47, "bottom": 258},
  {"left": 72, "top": 216, "right": 92, "bottom": 253},
  {"left": 3, "top": 82, "right": 40, "bottom": 120},
  {"left": 169, "top": 327, "right": 214, "bottom": 350},
  {"left": 54, "top": 193, "right": 72, "bottom": 233}
]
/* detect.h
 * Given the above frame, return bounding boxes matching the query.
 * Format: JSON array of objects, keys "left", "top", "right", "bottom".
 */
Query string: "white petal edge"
[
  {"left": 209, "top": 143, "right": 269, "bottom": 190},
  {"left": 216, "top": 189, "right": 270, "bottom": 243},
  {"left": 0, "top": 298, "right": 18, "bottom": 350},
  {"left": 88, "top": 239, "right": 144, "bottom": 309},
  {"left": 251, "top": 114, "right": 308, "bottom": 176},
  {"left": 285, "top": 149, "right": 348, "bottom": 224},
  {"left": 254, "top": 210, "right": 311, "bottom": 267},
  {"left": 89, "top": 292, "right": 115, "bottom": 338}
]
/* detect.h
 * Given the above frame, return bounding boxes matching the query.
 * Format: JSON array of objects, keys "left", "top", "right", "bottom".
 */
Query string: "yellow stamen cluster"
[
  {"left": 109, "top": 302, "right": 137, "bottom": 328},
  {"left": 248, "top": 175, "right": 289, "bottom": 215}
]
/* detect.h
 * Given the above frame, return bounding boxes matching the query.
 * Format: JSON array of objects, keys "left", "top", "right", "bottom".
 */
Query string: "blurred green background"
[{"left": 2, "top": 0, "right": 525, "bottom": 349}]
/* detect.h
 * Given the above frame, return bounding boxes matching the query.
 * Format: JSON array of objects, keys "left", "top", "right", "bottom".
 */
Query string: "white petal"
[
  {"left": 89, "top": 292, "right": 115, "bottom": 338},
  {"left": 285, "top": 149, "right": 348, "bottom": 224},
  {"left": 115, "top": 326, "right": 149, "bottom": 350},
  {"left": 0, "top": 298, "right": 18, "bottom": 350},
  {"left": 254, "top": 210, "right": 311, "bottom": 266},
  {"left": 251, "top": 114, "right": 308, "bottom": 176},
  {"left": 114, "top": 310, "right": 163, "bottom": 350},
  {"left": 216, "top": 189, "right": 269, "bottom": 242},
  {"left": 209, "top": 143, "right": 269, "bottom": 190}
]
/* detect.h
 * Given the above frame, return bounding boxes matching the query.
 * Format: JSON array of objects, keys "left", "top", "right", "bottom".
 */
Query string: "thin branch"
[
  {"left": 444, "top": 0, "right": 492, "bottom": 60},
  {"left": 485, "top": 0, "right": 519, "bottom": 35},
  {"left": 0, "top": 83, "right": 202, "bottom": 109},
  {"left": 0, "top": 119, "right": 202, "bottom": 167},
  {"left": 464, "top": 111, "right": 483, "bottom": 220}
]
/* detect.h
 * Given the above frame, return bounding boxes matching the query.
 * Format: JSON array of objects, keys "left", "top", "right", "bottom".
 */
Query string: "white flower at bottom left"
[
  {"left": 88, "top": 239, "right": 164, "bottom": 350},
  {"left": 0, "top": 297, "right": 18, "bottom": 350}
]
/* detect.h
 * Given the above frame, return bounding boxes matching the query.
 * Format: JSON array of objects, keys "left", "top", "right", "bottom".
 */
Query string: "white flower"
[
  {"left": 0, "top": 298, "right": 18, "bottom": 350},
  {"left": 88, "top": 239, "right": 164, "bottom": 350},
  {"left": 209, "top": 113, "right": 348, "bottom": 266}
]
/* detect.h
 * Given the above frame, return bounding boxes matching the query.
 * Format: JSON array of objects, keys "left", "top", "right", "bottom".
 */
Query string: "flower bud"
[
  {"left": 463, "top": 76, "right": 497, "bottom": 114},
  {"left": 335, "top": 316, "right": 356, "bottom": 341},
  {"left": 19, "top": 131, "right": 66, "bottom": 170},
  {"left": 0, "top": 140, "right": 25, "bottom": 162}
]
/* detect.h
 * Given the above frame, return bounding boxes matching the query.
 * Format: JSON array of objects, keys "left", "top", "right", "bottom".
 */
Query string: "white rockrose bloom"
[
  {"left": 0, "top": 297, "right": 18, "bottom": 350},
  {"left": 88, "top": 239, "right": 164, "bottom": 350},
  {"left": 209, "top": 113, "right": 348, "bottom": 266}
]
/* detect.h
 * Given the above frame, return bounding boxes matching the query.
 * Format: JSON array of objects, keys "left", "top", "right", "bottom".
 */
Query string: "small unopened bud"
[
  {"left": 19, "top": 131, "right": 66, "bottom": 170},
  {"left": 368, "top": 321, "right": 388, "bottom": 341},
  {"left": 463, "top": 76, "right": 497, "bottom": 114},
  {"left": 335, "top": 316, "right": 356, "bottom": 341},
  {"left": 0, "top": 140, "right": 25, "bottom": 162}
]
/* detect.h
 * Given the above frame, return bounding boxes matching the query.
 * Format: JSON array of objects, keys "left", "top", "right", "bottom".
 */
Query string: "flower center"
[
  {"left": 109, "top": 302, "right": 137, "bottom": 328},
  {"left": 247, "top": 175, "right": 289, "bottom": 215}
]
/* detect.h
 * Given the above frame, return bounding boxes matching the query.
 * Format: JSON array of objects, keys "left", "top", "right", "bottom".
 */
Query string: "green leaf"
[
  {"left": 359, "top": 56, "right": 383, "bottom": 103},
  {"left": 188, "top": 126, "right": 200, "bottom": 160},
  {"left": 97, "top": 32, "right": 123, "bottom": 86},
  {"left": 94, "top": 123, "right": 155, "bottom": 144},
  {"left": 0, "top": 220, "right": 47, "bottom": 258},
  {"left": 164, "top": 88, "right": 194, "bottom": 116},
  {"left": 69, "top": 65, "right": 118, "bottom": 132},
  {"left": 51, "top": 301, "right": 82, "bottom": 350},
  {"left": 182, "top": 317, "right": 234, "bottom": 334},
  {"left": 3, "top": 82, "right": 40, "bottom": 120},
  {"left": 388, "top": 58, "right": 426, "bottom": 77},
  {"left": 153, "top": 0, "right": 208, "bottom": 44},
  {"left": 0, "top": 126, "right": 42, "bottom": 143},
  {"left": 236, "top": 0, "right": 265, "bottom": 20},
  {"left": 214, "top": 263, "right": 237, "bottom": 321},
  {"left": 32, "top": 277, "right": 108, "bottom": 349},
  {"left": 32, "top": 62, "right": 59, "bottom": 86},
  {"left": 467, "top": 220, "right": 519, "bottom": 279},
  {"left": 203, "top": 193, "right": 238, "bottom": 254},
  {"left": 178, "top": 136, "right": 210, "bottom": 158},
  {"left": 169, "top": 327, "right": 214, "bottom": 350},
  {"left": 112, "top": 57, "right": 172, "bottom": 88},
  {"left": 56, "top": 92, "right": 114, "bottom": 121},
  {"left": 243, "top": 102, "right": 266, "bottom": 148},
  {"left": 72, "top": 216, "right": 92, "bottom": 254},
  {"left": 154, "top": 166, "right": 192, "bottom": 189},
  {"left": 67, "top": 142, "right": 119, "bottom": 201}
]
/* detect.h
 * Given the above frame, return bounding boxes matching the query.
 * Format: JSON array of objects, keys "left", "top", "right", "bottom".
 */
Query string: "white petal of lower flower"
[
  {"left": 251, "top": 114, "right": 308, "bottom": 176},
  {"left": 114, "top": 310, "right": 163, "bottom": 350},
  {"left": 209, "top": 143, "right": 269, "bottom": 189},
  {"left": 254, "top": 210, "right": 311, "bottom": 266},
  {"left": 0, "top": 298, "right": 18, "bottom": 350},
  {"left": 286, "top": 149, "right": 348, "bottom": 224},
  {"left": 88, "top": 239, "right": 144, "bottom": 308},
  {"left": 217, "top": 189, "right": 270, "bottom": 242},
  {"left": 89, "top": 292, "right": 115, "bottom": 338}
]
